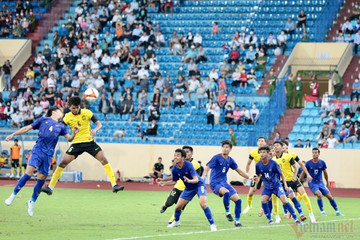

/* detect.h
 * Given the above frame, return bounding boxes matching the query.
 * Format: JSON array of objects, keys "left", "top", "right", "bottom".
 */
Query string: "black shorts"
[
  {"left": 66, "top": 141, "right": 102, "bottom": 158},
  {"left": 286, "top": 180, "right": 302, "bottom": 191},
  {"left": 252, "top": 175, "right": 263, "bottom": 190},
  {"left": 165, "top": 188, "right": 183, "bottom": 208},
  {"left": 11, "top": 159, "right": 19, "bottom": 168}
]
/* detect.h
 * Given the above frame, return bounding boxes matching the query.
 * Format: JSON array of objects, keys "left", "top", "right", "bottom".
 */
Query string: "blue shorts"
[
  {"left": 27, "top": 151, "right": 52, "bottom": 176},
  {"left": 262, "top": 183, "right": 286, "bottom": 198},
  {"left": 179, "top": 182, "right": 207, "bottom": 201},
  {"left": 309, "top": 182, "right": 330, "bottom": 196},
  {"left": 210, "top": 182, "right": 237, "bottom": 197}
]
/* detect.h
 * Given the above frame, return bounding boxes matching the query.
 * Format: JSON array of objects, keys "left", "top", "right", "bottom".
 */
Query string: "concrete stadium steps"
[
  {"left": 341, "top": 55, "right": 360, "bottom": 95},
  {"left": 268, "top": 108, "right": 303, "bottom": 143},
  {"left": 326, "top": 0, "right": 355, "bottom": 41}
]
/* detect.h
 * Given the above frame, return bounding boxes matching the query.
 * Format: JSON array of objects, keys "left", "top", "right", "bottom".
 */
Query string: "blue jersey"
[
  {"left": 172, "top": 160, "right": 204, "bottom": 190},
  {"left": 31, "top": 117, "right": 68, "bottom": 157},
  {"left": 206, "top": 153, "right": 238, "bottom": 185},
  {"left": 305, "top": 159, "right": 327, "bottom": 184},
  {"left": 256, "top": 159, "right": 282, "bottom": 189}
]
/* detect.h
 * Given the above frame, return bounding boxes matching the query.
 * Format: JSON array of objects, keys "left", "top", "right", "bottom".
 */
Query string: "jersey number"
[
  {"left": 49, "top": 126, "right": 53, "bottom": 132},
  {"left": 77, "top": 121, "right": 81, "bottom": 127},
  {"left": 222, "top": 167, "right": 226, "bottom": 173},
  {"left": 314, "top": 170, "right": 318, "bottom": 175},
  {"left": 201, "top": 186, "right": 205, "bottom": 193},
  {"left": 264, "top": 173, "right": 269, "bottom": 179}
]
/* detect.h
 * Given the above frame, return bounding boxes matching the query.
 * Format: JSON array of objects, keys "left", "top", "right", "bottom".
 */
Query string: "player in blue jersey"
[
  {"left": 255, "top": 146, "right": 301, "bottom": 225},
  {"left": 202, "top": 140, "right": 251, "bottom": 227},
  {"left": 159, "top": 148, "right": 217, "bottom": 231},
  {"left": 299, "top": 148, "right": 344, "bottom": 217},
  {"left": 4, "top": 106, "right": 79, "bottom": 216}
]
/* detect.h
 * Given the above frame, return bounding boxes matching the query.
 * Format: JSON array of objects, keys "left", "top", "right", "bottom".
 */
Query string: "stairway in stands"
[
  {"left": 12, "top": 0, "right": 73, "bottom": 87},
  {"left": 268, "top": 108, "right": 303, "bottom": 143},
  {"left": 326, "top": 0, "right": 355, "bottom": 40}
]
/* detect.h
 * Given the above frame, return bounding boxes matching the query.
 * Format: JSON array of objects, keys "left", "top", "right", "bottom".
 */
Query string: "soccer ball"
[{"left": 84, "top": 88, "right": 99, "bottom": 102}]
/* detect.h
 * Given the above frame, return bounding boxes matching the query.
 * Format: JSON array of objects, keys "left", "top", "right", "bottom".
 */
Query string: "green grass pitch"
[{"left": 1, "top": 187, "right": 359, "bottom": 240}]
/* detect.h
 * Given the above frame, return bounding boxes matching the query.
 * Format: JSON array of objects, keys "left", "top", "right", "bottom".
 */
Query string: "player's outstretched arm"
[
  {"left": 323, "top": 169, "right": 330, "bottom": 189},
  {"left": 235, "top": 167, "right": 250, "bottom": 180},
  {"left": 297, "top": 161, "right": 313, "bottom": 182},
  {"left": 159, "top": 180, "right": 176, "bottom": 187},
  {"left": 5, "top": 125, "right": 33, "bottom": 141},
  {"left": 64, "top": 126, "right": 80, "bottom": 142},
  {"left": 245, "top": 158, "right": 252, "bottom": 174},
  {"left": 201, "top": 165, "right": 211, "bottom": 179}
]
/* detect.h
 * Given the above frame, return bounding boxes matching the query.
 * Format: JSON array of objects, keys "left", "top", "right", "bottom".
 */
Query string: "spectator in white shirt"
[
  {"left": 187, "top": 76, "right": 200, "bottom": 100},
  {"left": 327, "top": 134, "right": 339, "bottom": 149},
  {"left": 94, "top": 45, "right": 103, "bottom": 59},
  {"left": 110, "top": 53, "right": 120, "bottom": 68},
  {"left": 250, "top": 103, "right": 259, "bottom": 124},
  {"left": 213, "top": 102, "right": 221, "bottom": 125},
  {"left": 11, "top": 111, "right": 24, "bottom": 128},
  {"left": 33, "top": 101, "right": 43, "bottom": 119},
  {"left": 245, "top": 30, "right": 258, "bottom": 48},
  {"left": 341, "top": 19, "right": 354, "bottom": 34},
  {"left": 101, "top": 53, "right": 111, "bottom": 69},
  {"left": 193, "top": 32, "right": 203, "bottom": 47},
  {"left": 94, "top": 76, "right": 104, "bottom": 91},
  {"left": 47, "top": 74, "right": 56, "bottom": 89},
  {"left": 74, "top": 59, "right": 83, "bottom": 72},
  {"left": 139, "top": 32, "right": 150, "bottom": 49},
  {"left": 241, "top": 105, "right": 251, "bottom": 124},
  {"left": 266, "top": 32, "right": 277, "bottom": 48},
  {"left": 277, "top": 30, "right": 287, "bottom": 53},
  {"left": 149, "top": 59, "right": 160, "bottom": 73},
  {"left": 138, "top": 67, "right": 149, "bottom": 80},
  {"left": 71, "top": 76, "right": 81, "bottom": 89},
  {"left": 209, "top": 67, "right": 219, "bottom": 81},
  {"left": 354, "top": 29, "right": 360, "bottom": 54},
  {"left": 155, "top": 31, "right": 165, "bottom": 49}
]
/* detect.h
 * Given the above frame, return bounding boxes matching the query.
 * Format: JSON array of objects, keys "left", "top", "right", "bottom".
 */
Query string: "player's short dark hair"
[
  {"left": 312, "top": 147, "right": 320, "bottom": 153},
  {"left": 221, "top": 140, "right": 232, "bottom": 149},
  {"left": 175, "top": 148, "right": 186, "bottom": 158},
  {"left": 282, "top": 140, "right": 289, "bottom": 146},
  {"left": 257, "top": 136, "right": 266, "bottom": 141},
  {"left": 46, "top": 106, "right": 61, "bottom": 117},
  {"left": 259, "top": 146, "right": 270, "bottom": 152},
  {"left": 68, "top": 96, "right": 81, "bottom": 107},
  {"left": 182, "top": 145, "right": 193, "bottom": 152},
  {"left": 273, "top": 141, "right": 283, "bottom": 146},
  {"left": 14, "top": 139, "right": 18, "bottom": 142}
]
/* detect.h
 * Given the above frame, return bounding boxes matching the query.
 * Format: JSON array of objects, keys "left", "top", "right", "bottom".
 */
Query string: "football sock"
[
  {"left": 272, "top": 195, "right": 279, "bottom": 215},
  {"left": 203, "top": 207, "right": 215, "bottom": 225},
  {"left": 291, "top": 197, "right": 303, "bottom": 215},
  {"left": 103, "top": 163, "right": 116, "bottom": 186},
  {"left": 16, "top": 167, "right": 20, "bottom": 175},
  {"left": 13, "top": 174, "right": 31, "bottom": 195},
  {"left": 21, "top": 166, "right": 25, "bottom": 174},
  {"left": 234, "top": 199, "right": 241, "bottom": 221},
  {"left": 284, "top": 202, "right": 298, "bottom": 220},
  {"left": 302, "top": 194, "right": 313, "bottom": 213},
  {"left": 31, "top": 179, "right": 45, "bottom": 202},
  {"left": 11, "top": 167, "right": 14, "bottom": 175},
  {"left": 283, "top": 204, "right": 288, "bottom": 214},
  {"left": 261, "top": 202, "right": 271, "bottom": 220},
  {"left": 268, "top": 199, "right": 273, "bottom": 214},
  {"left": 247, "top": 195, "right": 253, "bottom": 207},
  {"left": 169, "top": 213, "right": 175, "bottom": 223},
  {"left": 297, "top": 192, "right": 302, "bottom": 202},
  {"left": 49, "top": 166, "right": 65, "bottom": 189},
  {"left": 174, "top": 209, "right": 182, "bottom": 222},
  {"left": 330, "top": 199, "right": 338, "bottom": 211},
  {"left": 317, "top": 199, "right": 324, "bottom": 212},
  {"left": 223, "top": 192, "right": 230, "bottom": 213}
]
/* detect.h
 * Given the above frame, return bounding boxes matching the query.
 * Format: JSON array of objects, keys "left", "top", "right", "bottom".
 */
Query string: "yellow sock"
[
  {"left": 11, "top": 167, "right": 14, "bottom": 175},
  {"left": 302, "top": 193, "right": 313, "bottom": 213},
  {"left": 21, "top": 166, "right": 25, "bottom": 175},
  {"left": 49, "top": 167, "right": 65, "bottom": 189},
  {"left": 103, "top": 163, "right": 116, "bottom": 186},
  {"left": 272, "top": 195, "right": 279, "bottom": 216},
  {"left": 16, "top": 167, "right": 20, "bottom": 175},
  {"left": 297, "top": 192, "right": 302, "bottom": 202},
  {"left": 169, "top": 213, "right": 175, "bottom": 223},
  {"left": 247, "top": 195, "right": 253, "bottom": 207}
]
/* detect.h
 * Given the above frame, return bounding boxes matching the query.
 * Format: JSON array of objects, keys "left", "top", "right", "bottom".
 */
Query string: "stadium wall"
[
  {"left": 0, "top": 39, "right": 31, "bottom": 89},
  {"left": 0, "top": 141, "right": 358, "bottom": 189}
]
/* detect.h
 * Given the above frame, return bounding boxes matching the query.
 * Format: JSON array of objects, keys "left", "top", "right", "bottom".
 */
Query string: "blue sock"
[
  {"left": 284, "top": 202, "right": 298, "bottom": 220},
  {"left": 261, "top": 202, "right": 271, "bottom": 220},
  {"left": 317, "top": 199, "right": 324, "bottom": 211},
  {"left": 203, "top": 207, "right": 215, "bottom": 225},
  {"left": 13, "top": 174, "right": 31, "bottom": 195},
  {"left": 330, "top": 199, "right": 338, "bottom": 211},
  {"left": 223, "top": 192, "right": 230, "bottom": 214},
  {"left": 234, "top": 199, "right": 241, "bottom": 222},
  {"left": 283, "top": 204, "right": 288, "bottom": 214},
  {"left": 268, "top": 200, "right": 273, "bottom": 214},
  {"left": 174, "top": 209, "right": 182, "bottom": 222},
  {"left": 291, "top": 197, "right": 303, "bottom": 215},
  {"left": 31, "top": 179, "right": 46, "bottom": 202}
]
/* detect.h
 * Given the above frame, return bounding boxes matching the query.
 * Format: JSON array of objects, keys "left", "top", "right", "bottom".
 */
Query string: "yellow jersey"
[
  {"left": 0, "top": 157, "right": 8, "bottom": 164},
  {"left": 174, "top": 159, "right": 200, "bottom": 191},
  {"left": 249, "top": 149, "right": 261, "bottom": 164},
  {"left": 272, "top": 153, "right": 296, "bottom": 181},
  {"left": 287, "top": 150, "right": 300, "bottom": 162},
  {"left": 63, "top": 109, "right": 95, "bottom": 144}
]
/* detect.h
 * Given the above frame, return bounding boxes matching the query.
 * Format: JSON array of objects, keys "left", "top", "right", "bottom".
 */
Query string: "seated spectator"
[
  {"left": 138, "top": 89, "right": 148, "bottom": 107},
  {"left": 228, "top": 45, "right": 240, "bottom": 64},
  {"left": 195, "top": 45, "right": 207, "bottom": 64},
  {"left": 174, "top": 89, "right": 185, "bottom": 109},
  {"left": 160, "top": 88, "right": 172, "bottom": 109},
  {"left": 247, "top": 68, "right": 260, "bottom": 90},
  {"left": 173, "top": 76, "right": 187, "bottom": 96},
  {"left": 187, "top": 59, "right": 197, "bottom": 75},
  {"left": 11, "top": 111, "right": 23, "bottom": 128},
  {"left": 134, "top": 104, "right": 145, "bottom": 123},
  {"left": 209, "top": 78, "right": 218, "bottom": 100},
  {"left": 331, "top": 97, "right": 344, "bottom": 118},
  {"left": 155, "top": 31, "right": 166, "bottom": 49},
  {"left": 343, "top": 115, "right": 354, "bottom": 129},
  {"left": 209, "top": 67, "right": 219, "bottom": 81},
  {"left": 123, "top": 95, "right": 134, "bottom": 122},
  {"left": 338, "top": 123, "right": 350, "bottom": 143},
  {"left": 152, "top": 88, "right": 161, "bottom": 107},
  {"left": 211, "top": 22, "right": 219, "bottom": 35},
  {"left": 266, "top": 33, "right": 277, "bottom": 49},
  {"left": 164, "top": 0, "right": 174, "bottom": 13},
  {"left": 220, "top": 60, "right": 231, "bottom": 78},
  {"left": 23, "top": 110, "right": 34, "bottom": 125},
  {"left": 143, "top": 120, "right": 158, "bottom": 139},
  {"left": 296, "top": 9, "right": 307, "bottom": 29},
  {"left": 99, "top": 94, "right": 110, "bottom": 115},
  {"left": 336, "top": 31, "right": 345, "bottom": 42},
  {"left": 189, "top": 66, "right": 201, "bottom": 80},
  {"left": 231, "top": 68, "right": 241, "bottom": 87},
  {"left": 347, "top": 122, "right": 360, "bottom": 143},
  {"left": 169, "top": 30, "right": 178, "bottom": 50},
  {"left": 240, "top": 70, "right": 248, "bottom": 89},
  {"left": 301, "top": 30, "right": 310, "bottom": 42},
  {"left": 294, "top": 139, "right": 304, "bottom": 148},
  {"left": 284, "top": 17, "right": 295, "bottom": 38},
  {"left": 0, "top": 151, "right": 8, "bottom": 168},
  {"left": 277, "top": 30, "right": 287, "bottom": 54},
  {"left": 182, "top": 45, "right": 197, "bottom": 63},
  {"left": 303, "top": 139, "right": 312, "bottom": 149},
  {"left": 245, "top": 30, "right": 257, "bottom": 49},
  {"left": 232, "top": 105, "right": 242, "bottom": 126},
  {"left": 193, "top": 31, "right": 203, "bottom": 47},
  {"left": 351, "top": 78, "right": 360, "bottom": 100},
  {"left": 149, "top": 157, "right": 164, "bottom": 182},
  {"left": 224, "top": 105, "right": 234, "bottom": 124},
  {"left": 342, "top": 19, "right": 354, "bottom": 34},
  {"left": 240, "top": 105, "right": 250, "bottom": 124},
  {"left": 187, "top": 76, "right": 200, "bottom": 100},
  {"left": 345, "top": 97, "right": 359, "bottom": 118},
  {"left": 253, "top": 49, "right": 267, "bottom": 77},
  {"left": 217, "top": 90, "right": 227, "bottom": 109},
  {"left": 113, "top": 129, "right": 126, "bottom": 138},
  {"left": 250, "top": 103, "right": 259, "bottom": 124}
]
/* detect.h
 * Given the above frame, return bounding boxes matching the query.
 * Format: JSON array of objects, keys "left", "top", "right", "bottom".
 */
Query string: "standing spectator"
[
  {"left": 284, "top": 17, "right": 295, "bottom": 38},
  {"left": 294, "top": 139, "right": 304, "bottom": 148},
  {"left": 310, "top": 75, "right": 319, "bottom": 98},
  {"left": 285, "top": 74, "right": 294, "bottom": 108},
  {"left": 268, "top": 68, "right": 276, "bottom": 96},
  {"left": 351, "top": 78, "right": 360, "bottom": 100},
  {"left": 331, "top": 71, "right": 343, "bottom": 98},
  {"left": 98, "top": 94, "right": 110, "bottom": 115},
  {"left": 294, "top": 74, "right": 304, "bottom": 108},
  {"left": 206, "top": 99, "right": 214, "bottom": 126},
  {"left": 296, "top": 9, "right": 307, "bottom": 29},
  {"left": 353, "top": 29, "right": 360, "bottom": 54},
  {"left": 229, "top": 128, "right": 237, "bottom": 146},
  {"left": 211, "top": 22, "right": 219, "bottom": 35},
  {"left": 187, "top": 76, "right": 200, "bottom": 100},
  {"left": 173, "top": 89, "right": 185, "bottom": 109},
  {"left": 250, "top": 103, "right": 259, "bottom": 124},
  {"left": 123, "top": 95, "right": 134, "bottom": 122},
  {"left": 213, "top": 102, "right": 220, "bottom": 125},
  {"left": 2, "top": 60, "right": 12, "bottom": 91}
]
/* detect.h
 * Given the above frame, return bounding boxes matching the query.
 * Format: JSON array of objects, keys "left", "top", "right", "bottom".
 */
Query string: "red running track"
[{"left": 1, "top": 179, "right": 359, "bottom": 198}]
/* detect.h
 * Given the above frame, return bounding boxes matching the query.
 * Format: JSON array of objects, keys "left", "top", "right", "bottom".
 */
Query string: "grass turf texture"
[{"left": 1, "top": 187, "right": 359, "bottom": 240}]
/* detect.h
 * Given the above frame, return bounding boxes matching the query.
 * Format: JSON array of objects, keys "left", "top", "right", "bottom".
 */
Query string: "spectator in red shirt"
[
  {"left": 228, "top": 45, "right": 240, "bottom": 64},
  {"left": 164, "top": 0, "right": 174, "bottom": 14},
  {"left": 218, "top": 90, "right": 227, "bottom": 109},
  {"left": 240, "top": 69, "right": 248, "bottom": 89}
]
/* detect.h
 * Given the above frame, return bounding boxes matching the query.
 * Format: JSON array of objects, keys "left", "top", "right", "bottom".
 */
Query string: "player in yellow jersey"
[
  {"left": 272, "top": 141, "right": 307, "bottom": 223},
  {"left": 42, "top": 96, "right": 124, "bottom": 195},
  {"left": 159, "top": 146, "right": 201, "bottom": 225},
  {"left": 243, "top": 137, "right": 266, "bottom": 214},
  {"left": 281, "top": 140, "right": 316, "bottom": 223}
]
